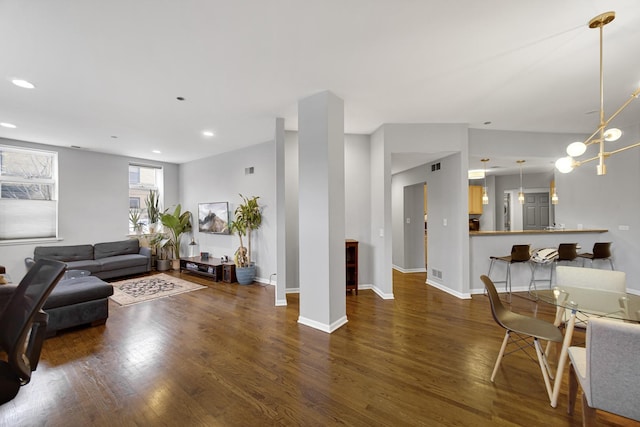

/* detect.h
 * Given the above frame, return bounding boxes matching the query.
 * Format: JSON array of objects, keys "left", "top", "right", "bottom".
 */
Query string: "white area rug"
[{"left": 110, "top": 273, "right": 206, "bottom": 306}]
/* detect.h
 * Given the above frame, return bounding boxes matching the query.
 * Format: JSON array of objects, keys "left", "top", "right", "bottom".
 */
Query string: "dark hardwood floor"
[{"left": 0, "top": 270, "right": 636, "bottom": 426}]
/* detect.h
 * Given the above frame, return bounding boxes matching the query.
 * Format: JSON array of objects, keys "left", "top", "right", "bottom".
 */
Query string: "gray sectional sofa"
[
  {"left": 31, "top": 239, "right": 151, "bottom": 279},
  {"left": 18, "top": 239, "right": 151, "bottom": 336}
]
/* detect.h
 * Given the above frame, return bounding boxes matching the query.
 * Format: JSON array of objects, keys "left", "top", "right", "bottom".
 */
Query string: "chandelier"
[{"left": 555, "top": 11, "right": 640, "bottom": 175}]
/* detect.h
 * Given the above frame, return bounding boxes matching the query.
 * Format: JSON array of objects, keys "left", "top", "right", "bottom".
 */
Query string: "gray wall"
[
  {"left": 344, "top": 134, "right": 372, "bottom": 285},
  {"left": 281, "top": 132, "right": 373, "bottom": 291},
  {"left": 0, "top": 137, "right": 179, "bottom": 280},
  {"left": 391, "top": 165, "right": 427, "bottom": 271},
  {"left": 179, "top": 140, "right": 277, "bottom": 284},
  {"left": 554, "top": 122, "right": 640, "bottom": 292}
]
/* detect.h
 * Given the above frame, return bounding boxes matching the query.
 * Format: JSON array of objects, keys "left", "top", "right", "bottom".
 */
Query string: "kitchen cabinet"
[{"left": 469, "top": 185, "right": 483, "bottom": 214}]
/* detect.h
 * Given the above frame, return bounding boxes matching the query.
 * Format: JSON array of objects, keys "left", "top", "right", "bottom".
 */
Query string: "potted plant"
[
  {"left": 145, "top": 190, "right": 161, "bottom": 233},
  {"left": 129, "top": 208, "right": 142, "bottom": 234},
  {"left": 159, "top": 204, "right": 192, "bottom": 269},
  {"left": 149, "top": 233, "right": 171, "bottom": 271},
  {"left": 229, "top": 194, "right": 262, "bottom": 285}
]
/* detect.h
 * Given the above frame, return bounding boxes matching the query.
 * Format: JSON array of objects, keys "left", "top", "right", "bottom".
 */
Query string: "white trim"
[
  {"left": 426, "top": 279, "right": 471, "bottom": 299},
  {"left": 298, "top": 315, "right": 348, "bottom": 333},
  {"left": 392, "top": 264, "right": 427, "bottom": 274},
  {"left": 371, "top": 285, "right": 394, "bottom": 299}
]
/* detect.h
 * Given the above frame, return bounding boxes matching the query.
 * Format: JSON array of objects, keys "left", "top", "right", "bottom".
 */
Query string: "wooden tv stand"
[{"left": 179, "top": 256, "right": 236, "bottom": 282}]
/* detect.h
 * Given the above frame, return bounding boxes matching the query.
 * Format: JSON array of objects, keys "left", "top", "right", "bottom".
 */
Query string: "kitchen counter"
[
  {"left": 470, "top": 229, "right": 607, "bottom": 236},
  {"left": 469, "top": 229, "right": 610, "bottom": 295}
]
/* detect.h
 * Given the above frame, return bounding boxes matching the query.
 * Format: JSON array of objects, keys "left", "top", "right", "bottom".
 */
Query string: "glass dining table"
[{"left": 533, "top": 286, "right": 640, "bottom": 408}]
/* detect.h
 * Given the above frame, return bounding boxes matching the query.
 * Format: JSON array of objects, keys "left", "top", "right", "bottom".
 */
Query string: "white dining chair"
[
  {"left": 567, "top": 318, "right": 640, "bottom": 425},
  {"left": 555, "top": 266, "right": 626, "bottom": 327}
]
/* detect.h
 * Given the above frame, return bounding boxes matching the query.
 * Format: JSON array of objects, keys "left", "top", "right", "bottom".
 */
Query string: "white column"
[
  {"left": 275, "top": 117, "right": 287, "bottom": 306},
  {"left": 297, "top": 91, "right": 347, "bottom": 333}
]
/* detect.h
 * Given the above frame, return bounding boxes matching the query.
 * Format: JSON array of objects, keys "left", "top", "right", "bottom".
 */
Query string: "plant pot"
[
  {"left": 157, "top": 259, "right": 171, "bottom": 271},
  {"left": 236, "top": 265, "right": 256, "bottom": 285}
]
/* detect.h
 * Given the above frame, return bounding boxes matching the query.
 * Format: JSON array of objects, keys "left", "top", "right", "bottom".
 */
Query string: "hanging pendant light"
[
  {"left": 550, "top": 180, "right": 559, "bottom": 205},
  {"left": 555, "top": 11, "right": 640, "bottom": 175},
  {"left": 481, "top": 158, "right": 489, "bottom": 205},
  {"left": 517, "top": 160, "right": 525, "bottom": 204}
]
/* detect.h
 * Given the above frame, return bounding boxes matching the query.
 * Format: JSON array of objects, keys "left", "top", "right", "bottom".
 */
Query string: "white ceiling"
[{"left": 1, "top": 1, "right": 639, "bottom": 169}]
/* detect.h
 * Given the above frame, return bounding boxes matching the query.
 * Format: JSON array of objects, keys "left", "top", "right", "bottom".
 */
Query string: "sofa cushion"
[
  {"left": 65, "top": 260, "right": 102, "bottom": 274},
  {"left": 94, "top": 239, "right": 139, "bottom": 259},
  {"left": 34, "top": 245, "right": 94, "bottom": 262},
  {"left": 97, "top": 254, "right": 148, "bottom": 271},
  {"left": 43, "top": 276, "right": 113, "bottom": 310}
]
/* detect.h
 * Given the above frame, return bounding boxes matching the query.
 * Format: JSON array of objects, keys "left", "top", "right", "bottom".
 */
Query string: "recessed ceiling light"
[
  {"left": 11, "top": 79, "right": 35, "bottom": 89},
  {"left": 202, "top": 130, "right": 215, "bottom": 137},
  {"left": 152, "top": 150, "right": 162, "bottom": 154},
  {"left": 0, "top": 122, "right": 17, "bottom": 129}
]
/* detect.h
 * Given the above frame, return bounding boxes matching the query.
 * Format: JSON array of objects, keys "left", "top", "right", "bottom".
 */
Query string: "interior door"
[{"left": 523, "top": 192, "right": 550, "bottom": 230}]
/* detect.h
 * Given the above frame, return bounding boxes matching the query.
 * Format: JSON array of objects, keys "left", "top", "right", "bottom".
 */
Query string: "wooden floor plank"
[{"left": 0, "top": 270, "right": 636, "bottom": 426}]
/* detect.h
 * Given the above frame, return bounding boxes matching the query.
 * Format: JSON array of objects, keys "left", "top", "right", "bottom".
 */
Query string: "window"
[
  {"left": 129, "top": 197, "right": 140, "bottom": 209},
  {"left": 128, "top": 163, "right": 163, "bottom": 233},
  {"left": 0, "top": 145, "right": 58, "bottom": 241}
]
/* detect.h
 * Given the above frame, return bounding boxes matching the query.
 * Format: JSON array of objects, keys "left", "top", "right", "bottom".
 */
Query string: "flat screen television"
[{"left": 198, "top": 202, "right": 229, "bottom": 234}]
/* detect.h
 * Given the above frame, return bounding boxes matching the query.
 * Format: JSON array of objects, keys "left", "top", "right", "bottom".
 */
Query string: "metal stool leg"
[{"left": 506, "top": 263, "right": 512, "bottom": 303}]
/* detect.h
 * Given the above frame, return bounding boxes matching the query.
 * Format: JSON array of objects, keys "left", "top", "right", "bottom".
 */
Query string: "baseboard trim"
[
  {"left": 392, "top": 265, "right": 427, "bottom": 274},
  {"left": 298, "top": 315, "right": 348, "bottom": 333},
  {"left": 426, "top": 279, "right": 471, "bottom": 299}
]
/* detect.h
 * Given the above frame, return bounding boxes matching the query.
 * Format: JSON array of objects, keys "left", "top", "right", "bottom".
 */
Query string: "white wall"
[
  {"left": 0, "top": 137, "right": 179, "bottom": 281},
  {"left": 554, "top": 122, "right": 640, "bottom": 293},
  {"left": 179, "top": 140, "right": 277, "bottom": 284}
]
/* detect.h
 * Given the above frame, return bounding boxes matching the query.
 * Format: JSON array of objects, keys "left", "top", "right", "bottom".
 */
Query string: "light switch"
[{"left": 443, "top": 218, "right": 447, "bottom": 226}]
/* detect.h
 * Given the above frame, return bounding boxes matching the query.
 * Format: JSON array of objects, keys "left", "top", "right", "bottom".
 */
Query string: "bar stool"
[
  {"left": 488, "top": 244, "right": 531, "bottom": 302},
  {"left": 550, "top": 243, "right": 580, "bottom": 284},
  {"left": 578, "top": 242, "right": 614, "bottom": 269},
  {"left": 529, "top": 247, "right": 558, "bottom": 292}
]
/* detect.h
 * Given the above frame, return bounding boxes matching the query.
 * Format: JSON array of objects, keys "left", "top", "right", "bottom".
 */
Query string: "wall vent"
[
  {"left": 431, "top": 162, "right": 441, "bottom": 172},
  {"left": 431, "top": 268, "right": 442, "bottom": 279}
]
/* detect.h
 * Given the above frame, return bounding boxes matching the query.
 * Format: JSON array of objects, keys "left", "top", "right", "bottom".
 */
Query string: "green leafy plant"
[
  {"left": 129, "top": 208, "right": 142, "bottom": 232},
  {"left": 229, "top": 194, "right": 262, "bottom": 267},
  {"left": 159, "top": 204, "right": 192, "bottom": 259},
  {"left": 145, "top": 190, "right": 161, "bottom": 225}
]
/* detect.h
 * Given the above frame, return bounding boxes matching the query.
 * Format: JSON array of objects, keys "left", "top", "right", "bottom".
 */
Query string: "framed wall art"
[{"left": 198, "top": 202, "right": 229, "bottom": 234}]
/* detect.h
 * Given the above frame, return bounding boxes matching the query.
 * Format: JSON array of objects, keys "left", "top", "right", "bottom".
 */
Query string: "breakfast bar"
[{"left": 469, "top": 229, "right": 609, "bottom": 294}]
